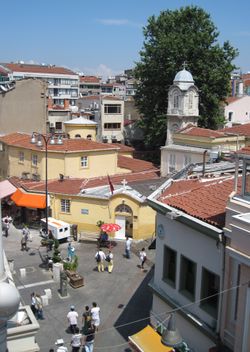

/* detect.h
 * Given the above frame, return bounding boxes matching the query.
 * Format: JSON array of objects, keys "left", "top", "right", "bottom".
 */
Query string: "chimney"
[{"left": 64, "top": 99, "right": 70, "bottom": 110}]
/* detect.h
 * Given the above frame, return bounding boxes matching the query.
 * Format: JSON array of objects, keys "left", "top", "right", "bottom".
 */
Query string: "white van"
[{"left": 40, "top": 217, "right": 70, "bottom": 241}]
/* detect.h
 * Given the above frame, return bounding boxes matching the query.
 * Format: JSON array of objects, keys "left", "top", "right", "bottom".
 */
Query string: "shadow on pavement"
[{"left": 114, "top": 266, "right": 154, "bottom": 349}]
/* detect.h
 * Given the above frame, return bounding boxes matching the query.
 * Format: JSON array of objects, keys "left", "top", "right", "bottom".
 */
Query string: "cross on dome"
[{"left": 121, "top": 179, "right": 128, "bottom": 190}]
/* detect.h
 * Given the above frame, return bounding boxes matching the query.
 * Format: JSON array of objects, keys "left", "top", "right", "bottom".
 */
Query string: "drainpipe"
[{"left": 202, "top": 150, "right": 208, "bottom": 177}]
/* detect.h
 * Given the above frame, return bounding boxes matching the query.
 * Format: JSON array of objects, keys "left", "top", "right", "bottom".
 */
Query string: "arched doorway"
[{"left": 114, "top": 203, "right": 133, "bottom": 240}]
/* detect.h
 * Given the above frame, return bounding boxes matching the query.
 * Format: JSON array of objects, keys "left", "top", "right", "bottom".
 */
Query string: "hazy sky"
[{"left": 1, "top": 0, "right": 250, "bottom": 78}]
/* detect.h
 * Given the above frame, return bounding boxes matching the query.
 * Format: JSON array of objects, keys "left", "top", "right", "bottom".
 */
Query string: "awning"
[
  {"left": 0, "top": 180, "right": 17, "bottom": 199},
  {"left": 128, "top": 325, "right": 174, "bottom": 352},
  {"left": 11, "top": 189, "right": 46, "bottom": 209}
]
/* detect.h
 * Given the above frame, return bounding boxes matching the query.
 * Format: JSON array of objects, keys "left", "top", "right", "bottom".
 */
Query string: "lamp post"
[{"left": 30, "top": 133, "right": 63, "bottom": 236}]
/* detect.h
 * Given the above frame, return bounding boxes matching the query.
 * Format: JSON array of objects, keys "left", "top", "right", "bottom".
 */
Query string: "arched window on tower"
[
  {"left": 189, "top": 92, "right": 193, "bottom": 109},
  {"left": 174, "top": 93, "right": 179, "bottom": 108}
]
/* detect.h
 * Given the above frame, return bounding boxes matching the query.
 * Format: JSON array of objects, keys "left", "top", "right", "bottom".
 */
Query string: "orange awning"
[
  {"left": 129, "top": 325, "right": 174, "bottom": 352},
  {"left": 11, "top": 189, "right": 46, "bottom": 209}
]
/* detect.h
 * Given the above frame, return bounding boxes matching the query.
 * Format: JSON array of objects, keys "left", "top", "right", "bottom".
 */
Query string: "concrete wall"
[
  {"left": 0, "top": 79, "right": 47, "bottom": 135},
  {"left": 224, "top": 96, "right": 250, "bottom": 127},
  {"left": 65, "top": 125, "right": 96, "bottom": 140}
]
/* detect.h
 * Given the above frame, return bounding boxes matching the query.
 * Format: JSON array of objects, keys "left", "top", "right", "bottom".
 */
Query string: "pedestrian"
[
  {"left": 125, "top": 236, "right": 132, "bottom": 259},
  {"left": 139, "top": 248, "right": 147, "bottom": 270},
  {"left": 67, "top": 243, "right": 75, "bottom": 262},
  {"left": 21, "top": 232, "right": 28, "bottom": 251},
  {"left": 2, "top": 215, "right": 11, "bottom": 237},
  {"left": 35, "top": 293, "right": 44, "bottom": 320},
  {"left": 82, "top": 305, "right": 91, "bottom": 335},
  {"left": 95, "top": 248, "right": 106, "bottom": 272},
  {"left": 30, "top": 292, "right": 38, "bottom": 317},
  {"left": 90, "top": 302, "right": 100, "bottom": 331},
  {"left": 70, "top": 326, "right": 83, "bottom": 352},
  {"left": 47, "top": 230, "right": 54, "bottom": 252},
  {"left": 83, "top": 323, "right": 95, "bottom": 352},
  {"left": 67, "top": 305, "right": 78, "bottom": 334},
  {"left": 55, "top": 339, "right": 68, "bottom": 352},
  {"left": 105, "top": 250, "right": 113, "bottom": 273}
]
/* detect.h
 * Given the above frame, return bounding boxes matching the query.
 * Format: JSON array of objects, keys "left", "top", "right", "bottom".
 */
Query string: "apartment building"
[
  {"left": 79, "top": 75, "right": 101, "bottom": 96},
  {"left": 2, "top": 62, "right": 79, "bottom": 107}
]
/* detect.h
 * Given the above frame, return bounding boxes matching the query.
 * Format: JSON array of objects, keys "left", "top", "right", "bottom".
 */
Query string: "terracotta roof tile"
[
  {"left": 226, "top": 96, "right": 242, "bottom": 104},
  {"left": 9, "top": 171, "right": 160, "bottom": 195},
  {"left": 220, "top": 123, "right": 250, "bottom": 136},
  {"left": 237, "top": 146, "right": 250, "bottom": 155},
  {"left": 80, "top": 76, "right": 101, "bottom": 83},
  {"left": 158, "top": 177, "right": 241, "bottom": 228},
  {"left": 3, "top": 63, "right": 77, "bottom": 76},
  {"left": 118, "top": 155, "right": 158, "bottom": 172},
  {"left": 112, "top": 143, "right": 134, "bottom": 153},
  {"left": 0, "top": 133, "right": 118, "bottom": 153},
  {"left": 179, "top": 126, "right": 227, "bottom": 138}
]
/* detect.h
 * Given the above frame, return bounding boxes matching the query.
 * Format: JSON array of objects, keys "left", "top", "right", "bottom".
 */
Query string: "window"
[
  {"left": 104, "top": 123, "right": 121, "bottom": 130},
  {"left": 80, "top": 156, "right": 88, "bottom": 168},
  {"left": 169, "top": 154, "right": 176, "bottom": 173},
  {"left": 31, "top": 154, "right": 38, "bottom": 166},
  {"left": 228, "top": 111, "right": 233, "bottom": 121},
  {"left": 200, "top": 268, "right": 220, "bottom": 318},
  {"left": 61, "top": 199, "right": 70, "bottom": 213},
  {"left": 179, "top": 255, "right": 197, "bottom": 300},
  {"left": 19, "top": 151, "right": 24, "bottom": 163},
  {"left": 184, "top": 155, "right": 191, "bottom": 167},
  {"left": 104, "top": 104, "right": 121, "bottom": 114},
  {"left": 188, "top": 92, "right": 193, "bottom": 109},
  {"left": 173, "top": 94, "right": 179, "bottom": 108},
  {"left": 55, "top": 122, "right": 62, "bottom": 130},
  {"left": 163, "top": 246, "right": 177, "bottom": 287}
]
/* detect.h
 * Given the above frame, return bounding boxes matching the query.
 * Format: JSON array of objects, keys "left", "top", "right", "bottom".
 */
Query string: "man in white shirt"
[
  {"left": 67, "top": 306, "right": 78, "bottom": 334},
  {"left": 91, "top": 302, "right": 100, "bottom": 331},
  {"left": 125, "top": 236, "right": 132, "bottom": 259},
  {"left": 95, "top": 248, "right": 106, "bottom": 272},
  {"left": 55, "top": 339, "right": 68, "bottom": 352}
]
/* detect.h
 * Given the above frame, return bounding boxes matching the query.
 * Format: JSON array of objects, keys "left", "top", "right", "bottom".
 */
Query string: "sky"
[{"left": 1, "top": 0, "right": 250, "bottom": 79}]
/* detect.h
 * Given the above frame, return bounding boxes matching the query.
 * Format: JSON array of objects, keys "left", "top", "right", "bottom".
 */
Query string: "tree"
[{"left": 134, "top": 6, "right": 238, "bottom": 148}]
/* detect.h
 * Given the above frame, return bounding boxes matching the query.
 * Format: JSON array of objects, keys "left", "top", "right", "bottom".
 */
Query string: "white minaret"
[{"left": 166, "top": 66, "right": 199, "bottom": 145}]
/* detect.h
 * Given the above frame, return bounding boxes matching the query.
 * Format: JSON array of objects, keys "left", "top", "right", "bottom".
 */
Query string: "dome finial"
[{"left": 182, "top": 61, "right": 187, "bottom": 70}]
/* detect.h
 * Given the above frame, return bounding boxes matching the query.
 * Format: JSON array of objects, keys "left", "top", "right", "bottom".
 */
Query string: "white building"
[
  {"left": 101, "top": 96, "right": 124, "bottom": 143},
  {"left": 224, "top": 96, "right": 250, "bottom": 127}
]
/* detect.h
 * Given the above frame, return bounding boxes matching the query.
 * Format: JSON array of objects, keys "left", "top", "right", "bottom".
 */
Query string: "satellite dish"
[{"left": 0, "top": 85, "right": 8, "bottom": 92}]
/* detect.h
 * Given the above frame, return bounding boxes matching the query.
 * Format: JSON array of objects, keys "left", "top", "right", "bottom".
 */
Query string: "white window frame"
[
  {"left": 61, "top": 199, "right": 70, "bottom": 213},
  {"left": 31, "top": 154, "right": 38, "bottom": 166},
  {"left": 19, "top": 151, "right": 24, "bottom": 163},
  {"left": 80, "top": 156, "right": 88, "bottom": 168},
  {"left": 173, "top": 94, "right": 179, "bottom": 108},
  {"left": 169, "top": 154, "right": 176, "bottom": 173}
]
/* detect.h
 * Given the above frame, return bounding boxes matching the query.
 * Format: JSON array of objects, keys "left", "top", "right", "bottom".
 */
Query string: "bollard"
[
  {"left": 41, "top": 295, "right": 49, "bottom": 306},
  {"left": 20, "top": 268, "right": 26, "bottom": 278},
  {"left": 44, "top": 288, "right": 52, "bottom": 299},
  {"left": 53, "top": 262, "right": 63, "bottom": 282}
]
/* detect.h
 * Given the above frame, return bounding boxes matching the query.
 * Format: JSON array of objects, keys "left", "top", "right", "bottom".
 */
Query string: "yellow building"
[
  {"left": 0, "top": 132, "right": 161, "bottom": 240},
  {"left": 64, "top": 117, "right": 97, "bottom": 140}
]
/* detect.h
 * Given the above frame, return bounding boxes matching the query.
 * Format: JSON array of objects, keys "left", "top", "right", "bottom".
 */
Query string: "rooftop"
[
  {"left": 80, "top": 76, "right": 101, "bottom": 83},
  {"left": 178, "top": 126, "right": 228, "bottom": 138},
  {"left": 64, "top": 117, "right": 97, "bottom": 125},
  {"left": 118, "top": 155, "right": 158, "bottom": 172},
  {"left": 3, "top": 63, "right": 77, "bottom": 76}
]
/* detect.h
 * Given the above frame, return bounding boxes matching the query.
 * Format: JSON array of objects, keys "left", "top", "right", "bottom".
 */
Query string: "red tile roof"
[
  {"left": 237, "top": 146, "right": 250, "bottom": 155},
  {"left": 225, "top": 96, "right": 241, "bottom": 104},
  {"left": 9, "top": 170, "right": 160, "bottom": 195},
  {"left": 118, "top": 155, "right": 158, "bottom": 172},
  {"left": 220, "top": 123, "right": 250, "bottom": 136},
  {"left": 112, "top": 143, "right": 134, "bottom": 153},
  {"left": 0, "top": 133, "right": 118, "bottom": 152},
  {"left": 3, "top": 63, "right": 77, "bottom": 76},
  {"left": 158, "top": 177, "right": 241, "bottom": 228},
  {"left": 80, "top": 76, "right": 101, "bottom": 83},
  {"left": 179, "top": 126, "right": 227, "bottom": 138}
]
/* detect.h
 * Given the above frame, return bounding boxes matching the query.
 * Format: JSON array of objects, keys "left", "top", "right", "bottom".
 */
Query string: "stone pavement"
[{"left": 4, "top": 224, "right": 155, "bottom": 352}]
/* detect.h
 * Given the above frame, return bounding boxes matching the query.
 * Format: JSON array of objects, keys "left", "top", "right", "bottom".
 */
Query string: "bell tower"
[{"left": 166, "top": 66, "right": 199, "bottom": 145}]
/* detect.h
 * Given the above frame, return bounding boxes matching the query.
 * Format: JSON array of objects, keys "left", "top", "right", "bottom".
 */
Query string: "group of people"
[
  {"left": 95, "top": 248, "right": 113, "bottom": 273},
  {"left": 64, "top": 302, "right": 100, "bottom": 352},
  {"left": 30, "top": 292, "right": 44, "bottom": 320}
]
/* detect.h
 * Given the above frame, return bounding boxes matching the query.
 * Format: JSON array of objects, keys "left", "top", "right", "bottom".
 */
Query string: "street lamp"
[{"left": 30, "top": 133, "right": 63, "bottom": 236}]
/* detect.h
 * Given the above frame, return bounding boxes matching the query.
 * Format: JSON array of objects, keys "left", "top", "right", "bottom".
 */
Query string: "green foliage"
[
  {"left": 63, "top": 255, "right": 79, "bottom": 271},
  {"left": 96, "top": 220, "right": 104, "bottom": 228},
  {"left": 134, "top": 5, "right": 238, "bottom": 148},
  {"left": 52, "top": 239, "right": 61, "bottom": 263}
]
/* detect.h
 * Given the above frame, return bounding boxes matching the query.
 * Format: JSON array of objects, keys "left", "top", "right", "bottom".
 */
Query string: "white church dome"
[{"left": 174, "top": 68, "right": 194, "bottom": 83}]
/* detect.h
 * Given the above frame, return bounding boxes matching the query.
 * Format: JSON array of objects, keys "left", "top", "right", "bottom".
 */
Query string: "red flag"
[{"left": 107, "top": 175, "right": 114, "bottom": 194}]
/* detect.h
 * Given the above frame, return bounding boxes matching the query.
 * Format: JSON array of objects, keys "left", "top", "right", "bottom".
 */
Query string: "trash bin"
[
  {"left": 71, "top": 224, "right": 78, "bottom": 241},
  {"left": 60, "top": 271, "right": 68, "bottom": 297}
]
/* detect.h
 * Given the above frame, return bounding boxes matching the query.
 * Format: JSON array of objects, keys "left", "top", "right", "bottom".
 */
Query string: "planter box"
[{"left": 66, "top": 270, "right": 84, "bottom": 288}]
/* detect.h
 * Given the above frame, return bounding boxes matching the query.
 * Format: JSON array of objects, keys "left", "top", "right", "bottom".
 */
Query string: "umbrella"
[{"left": 100, "top": 223, "right": 121, "bottom": 232}]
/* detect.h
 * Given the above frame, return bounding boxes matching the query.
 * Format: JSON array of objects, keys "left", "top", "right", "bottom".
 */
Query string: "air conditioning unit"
[
  {"left": 50, "top": 122, "right": 55, "bottom": 127},
  {"left": 32, "top": 174, "right": 41, "bottom": 181}
]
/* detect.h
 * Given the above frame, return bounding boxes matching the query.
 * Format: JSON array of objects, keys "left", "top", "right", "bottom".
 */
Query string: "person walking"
[
  {"left": 82, "top": 306, "right": 91, "bottom": 335},
  {"left": 30, "top": 292, "right": 38, "bottom": 317},
  {"left": 21, "top": 225, "right": 30, "bottom": 251},
  {"left": 83, "top": 323, "right": 95, "bottom": 352},
  {"left": 70, "top": 326, "right": 82, "bottom": 352},
  {"left": 67, "top": 306, "right": 78, "bottom": 334},
  {"left": 125, "top": 236, "right": 132, "bottom": 259},
  {"left": 139, "top": 248, "right": 147, "bottom": 270},
  {"left": 55, "top": 339, "right": 68, "bottom": 352},
  {"left": 2, "top": 215, "right": 11, "bottom": 237},
  {"left": 90, "top": 302, "right": 100, "bottom": 331},
  {"left": 106, "top": 250, "right": 113, "bottom": 273},
  {"left": 35, "top": 293, "right": 44, "bottom": 320},
  {"left": 95, "top": 248, "right": 106, "bottom": 272}
]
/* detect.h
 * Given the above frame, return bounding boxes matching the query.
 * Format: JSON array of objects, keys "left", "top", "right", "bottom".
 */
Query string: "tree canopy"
[{"left": 134, "top": 6, "right": 238, "bottom": 148}]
